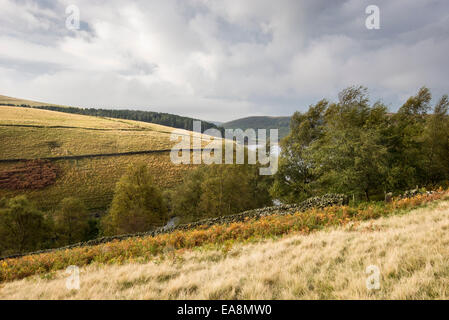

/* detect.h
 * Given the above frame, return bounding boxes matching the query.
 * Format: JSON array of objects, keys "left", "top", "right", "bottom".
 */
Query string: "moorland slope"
[
  {"left": 1, "top": 197, "right": 448, "bottom": 299},
  {"left": 0, "top": 105, "right": 212, "bottom": 212}
]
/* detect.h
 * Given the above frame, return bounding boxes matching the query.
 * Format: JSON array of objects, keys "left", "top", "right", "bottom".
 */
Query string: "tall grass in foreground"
[
  {"left": 1, "top": 191, "right": 447, "bottom": 283},
  {"left": 4, "top": 200, "right": 449, "bottom": 299}
]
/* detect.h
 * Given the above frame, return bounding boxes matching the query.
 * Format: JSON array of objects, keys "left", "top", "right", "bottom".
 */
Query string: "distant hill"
[
  {"left": 221, "top": 116, "right": 291, "bottom": 141},
  {"left": 209, "top": 121, "right": 224, "bottom": 126},
  {"left": 0, "top": 94, "right": 220, "bottom": 133}
]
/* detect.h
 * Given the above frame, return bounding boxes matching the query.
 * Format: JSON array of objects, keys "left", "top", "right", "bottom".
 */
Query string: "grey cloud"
[
  {"left": 1, "top": 0, "right": 94, "bottom": 46},
  {"left": 0, "top": 57, "right": 63, "bottom": 75},
  {"left": 0, "top": 0, "right": 448, "bottom": 121}
]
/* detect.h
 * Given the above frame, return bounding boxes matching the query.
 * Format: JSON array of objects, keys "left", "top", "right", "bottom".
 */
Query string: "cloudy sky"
[{"left": 1, "top": 0, "right": 448, "bottom": 121}]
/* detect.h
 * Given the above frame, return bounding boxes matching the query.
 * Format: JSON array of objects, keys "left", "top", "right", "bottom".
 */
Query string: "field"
[
  {"left": 0, "top": 106, "right": 207, "bottom": 158},
  {"left": 0, "top": 106, "right": 214, "bottom": 212},
  {"left": 0, "top": 193, "right": 448, "bottom": 299}
]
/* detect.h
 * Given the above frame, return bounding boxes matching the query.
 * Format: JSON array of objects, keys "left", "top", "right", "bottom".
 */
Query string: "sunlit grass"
[{"left": 1, "top": 191, "right": 446, "bottom": 284}]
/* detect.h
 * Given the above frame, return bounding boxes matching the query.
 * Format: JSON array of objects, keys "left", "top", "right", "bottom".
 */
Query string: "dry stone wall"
[{"left": 0, "top": 193, "right": 348, "bottom": 260}]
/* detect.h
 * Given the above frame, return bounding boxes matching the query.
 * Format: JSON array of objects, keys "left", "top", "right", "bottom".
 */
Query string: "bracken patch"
[{"left": 0, "top": 160, "right": 59, "bottom": 190}]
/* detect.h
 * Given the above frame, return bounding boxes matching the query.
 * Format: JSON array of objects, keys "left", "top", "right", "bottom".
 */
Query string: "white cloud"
[{"left": 0, "top": 0, "right": 448, "bottom": 121}]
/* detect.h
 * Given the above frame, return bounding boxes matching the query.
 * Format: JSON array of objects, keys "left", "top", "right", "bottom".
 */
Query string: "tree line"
[
  {"left": 0, "top": 162, "right": 272, "bottom": 256},
  {"left": 4, "top": 104, "right": 221, "bottom": 133}
]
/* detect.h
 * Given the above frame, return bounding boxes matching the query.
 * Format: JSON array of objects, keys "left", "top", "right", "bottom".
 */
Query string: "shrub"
[
  {"left": 101, "top": 164, "right": 168, "bottom": 236},
  {"left": 171, "top": 164, "right": 272, "bottom": 221},
  {"left": 0, "top": 196, "right": 51, "bottom": 255},
  {"left": 54, "top": 197, "right": 90, "bottom": 245}
]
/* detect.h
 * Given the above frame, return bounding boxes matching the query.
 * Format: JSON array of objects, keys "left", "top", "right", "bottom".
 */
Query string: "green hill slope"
[{"left": 221, "top": 116, "right": 291, "bottom": 141}]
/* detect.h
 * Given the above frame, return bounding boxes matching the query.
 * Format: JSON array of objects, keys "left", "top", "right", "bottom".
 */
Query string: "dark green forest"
[{"left": 222, "top": 116, "right": 291, "bottom": 140}]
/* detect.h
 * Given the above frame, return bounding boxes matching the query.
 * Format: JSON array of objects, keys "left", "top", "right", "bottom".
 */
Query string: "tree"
[
  {"left": 422, "top": 95, "right": 449, "bottom": 186},
  {"left": 171, "top": 164, "right": 272, "bottom": 221},
  {"left": 270, "top": 99, "right": 328, "bottom": 203},
  {"left": 386, "top": 87, "right": 432, "bottom": 191},
  {"left": 306, "top": 87, "right": 388, "bottom": 200},
  {"left": 0, "top": 196, "right": 50, "bottom": 255},
  {"left": 54, "top": 197, "right": 90, "bottom": 245},
  {"left": 198, "top": 165, "right": 253, "bottom": 217},
  {"left": 170, "top": 168, "right": 206, "bottom": 220},
  {"left": 273, "top": 86, "right": 389, "bottom": 202},
  {"left": 102, "top": 164, "right": 167, "bottom": 235}
]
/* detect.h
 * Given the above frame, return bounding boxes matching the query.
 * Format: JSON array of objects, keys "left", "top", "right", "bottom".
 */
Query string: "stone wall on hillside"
[
  {"left": 400, "top": 188, "right": 434, "bottom": 199},
  {"left": 0, "top": 193, "right": 348, "bottom": 260}
]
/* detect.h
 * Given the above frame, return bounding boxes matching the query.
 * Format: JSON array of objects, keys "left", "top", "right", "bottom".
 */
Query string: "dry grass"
[
  {"left": 0, "top": 106, "right": 211, "bottom": 159},
  {"left": 0, "top": 126, "right": 173, "bottom": 159},
  {"left": 0, "top": 106, "right": 132, "bottom": 128},
  {"left": 2, "top": 192, "right": 440, "bottom": 283},
  {"left": 0, "top": 153, "right": 197, "bottom": 211},
  {"left": 2, "top": 200, "right": 449, "bottom": 299},
  {"left": 0, "top": 106, "right": 221, "bottom": 211}
]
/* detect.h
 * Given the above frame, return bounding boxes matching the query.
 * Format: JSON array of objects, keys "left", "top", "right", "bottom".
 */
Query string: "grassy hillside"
[
  {"left": 0, "top": 106, "right": 212, "bottom": 212},
  {"left": 0, "top": 106, "right": 193, "bottom": 159},
  {"left": 0, "top": 192, "right": 448, "bottom": 299},
  {"left": 0, "top": 94, "right": 221, "bottom": 133},
  {"left": 221, "top": 116, "right": 291, "bottom": 141}
]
